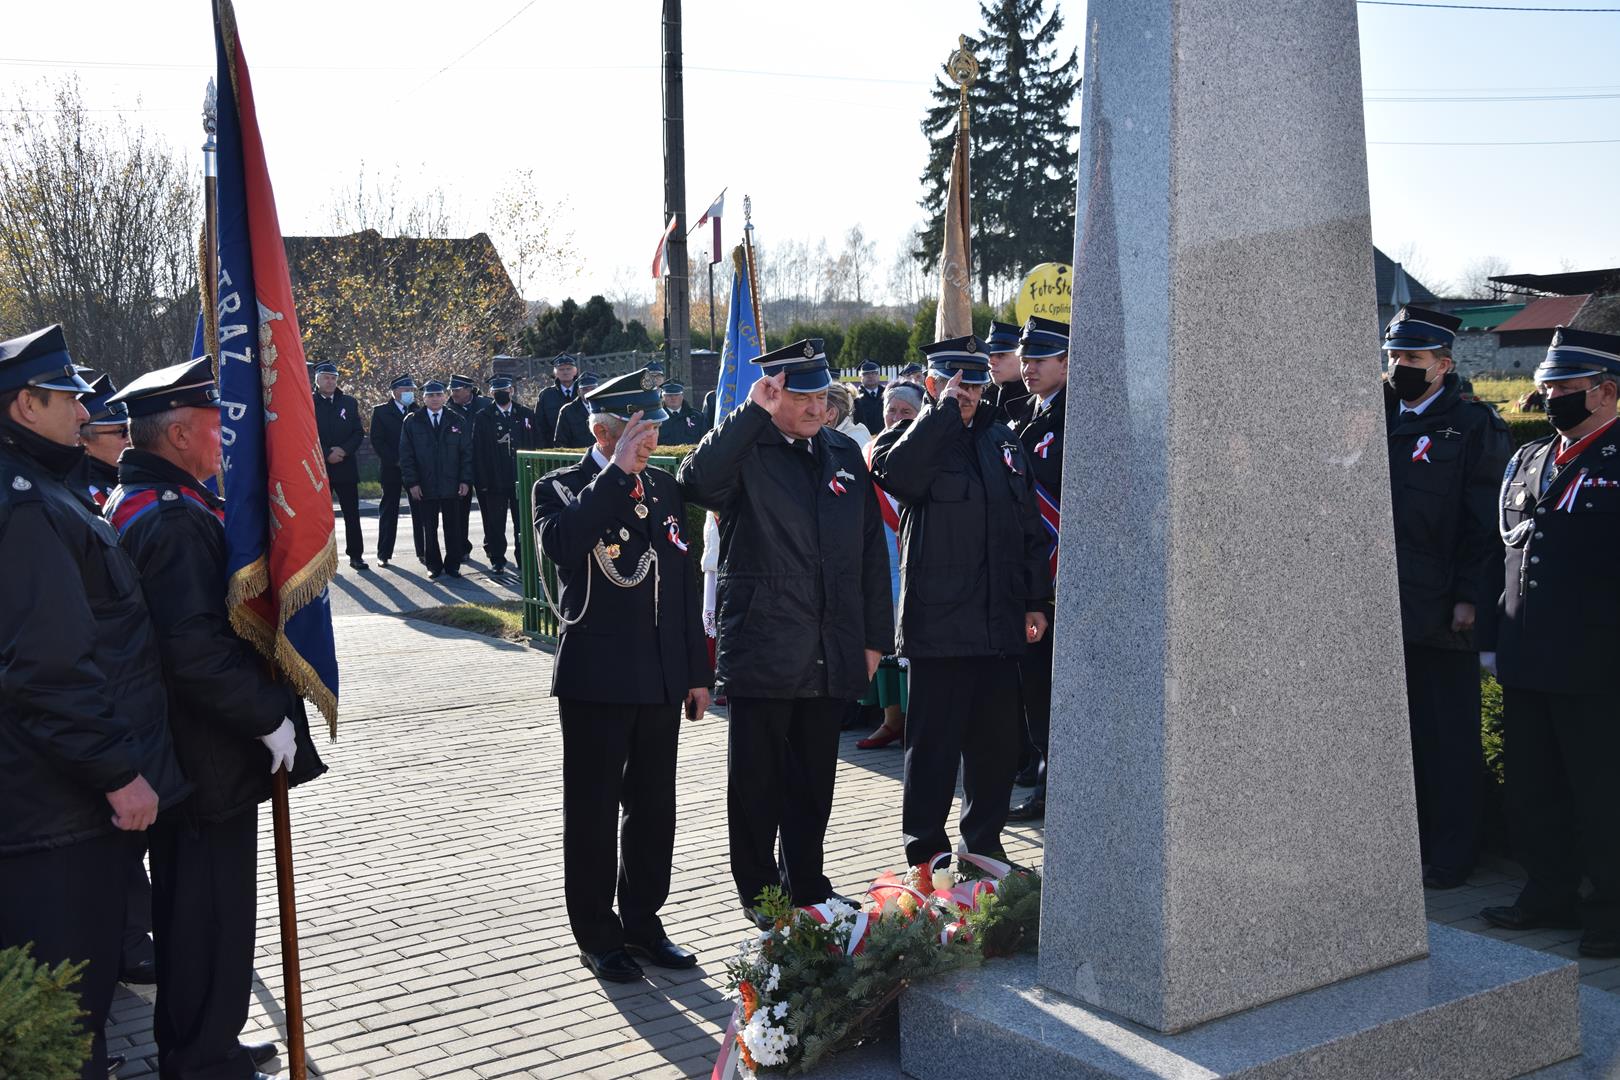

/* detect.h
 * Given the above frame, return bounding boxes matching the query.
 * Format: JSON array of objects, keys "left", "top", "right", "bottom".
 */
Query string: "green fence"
[{"left": 516, "top": 449, "right": 704, "bottom": 644}]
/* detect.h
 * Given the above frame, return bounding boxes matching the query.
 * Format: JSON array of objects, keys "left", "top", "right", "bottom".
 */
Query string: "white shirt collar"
[
  {"left": 428, "top": 409, "right": 442, "bottom": 422},
  {"left": 1401, "top": 392, "right": 1439, "bottom": 417},
  {"left": 591, "top": 446, "right": 611, "bottom": 470}
]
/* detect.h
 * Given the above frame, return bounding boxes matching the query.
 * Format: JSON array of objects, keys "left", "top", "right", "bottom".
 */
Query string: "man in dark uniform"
[
  {"left": 1380, "top": 306, "right": 1512, "bottom": 889},
  {"left": 657, "top": 382, "right": 708, "bottom": 445},
  {"left": 702, "top": 387, "right": 718, "bottom": 428},
  {"left": 679, "top": 340, "right": 893, "bottom": 925},
  {"left": 67, "top": 372, "right": 129, "bottom": 511},
  {"left": 535, "top": 354, "right": 581, "bottom": 450},
  {"left": 1007, "top": 316, "right": 1070, "bottom": 822},
  {"left": 370, "top": 373, "right": 425, "bottom": 568},
  {"left": 1480, "top": 326, "right": 1620, "bottom": 959},
  {"left": 312, "top": 361, "right": 368, "bottom": 570},
  {"left": 105, "top": 355, "right": 325, "bottom": 1079},
  {"left": 553, "top": 371, "right": 600, "bottom": 448},
  {"left": 534, "top": 369, "right": 711, "bottom": 983},
  {"left": 0, "top": 326, "right": 186, "bottom": 1080},
  {"left": 870, "top": 335, "right": 1052, "bottom": 868},
  {"left": 399, "top": 379, "right": 475, "bottom": 579},
  {"left": 984, "top": 320, "right": 1030, "bottom": 425},
  {"left": 896, "top": 362, "right": 925, "bottom": 387},
  {"left": 644, "top": 360, "right": 667, "bottom": 390},
  {"left": 446, "top": 374, "right": 486, "bottom": 563},
  {"left": 473, "top": 375, "right": 539, "bottom": 573},
  {"left": 853, "top": 360, "right": 886, "bottom": 435}
]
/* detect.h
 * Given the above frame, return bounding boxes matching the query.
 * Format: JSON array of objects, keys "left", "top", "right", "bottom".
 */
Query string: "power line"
[
  {"left": 397, "top": 0, "right": 542, "bottom": 101},
  {"left": 1369, "top": 136, "right": 1620, "bottom": 144},
  {"left": 1366, "top": 91, "right": 1620, "bottom": 101},
  {"left": 1359, "top": 1, "right": 1620, "bottom": 10}
]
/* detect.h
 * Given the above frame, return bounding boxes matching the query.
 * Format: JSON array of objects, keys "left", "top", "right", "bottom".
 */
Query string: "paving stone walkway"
[{"left": 104, "top": 610, "right": 1618, "bottom": 1079}]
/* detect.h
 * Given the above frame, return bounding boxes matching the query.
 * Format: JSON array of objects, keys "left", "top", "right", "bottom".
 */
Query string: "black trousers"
[
  {"left": 903, "top": 657, "right": 1021, "bottom": 867},
  {"left": 149, "top": 807, "right": 258, "bottom": 1080},
  {"left": 559, "top": 699, "right": 681, "bottom": 954},
  {"left": 0, "top": 831, "right": 140, "bottom": 1080},
  {"left": 417, "top": 496, "right": 466, "bottom": 574},
  {"left": 478, "top": 486, "right": 522, "bottom": 567},
  {"left": 1020, "top": 626, "right": 1054, "bottom": 757},
  {"left": 124, "top": 840, "right": 155, "bottom": 969},
  {"left": 456, "top": 490, "right": 475, "bottom": 563},
  {"left": 377, "top": 464, "right": 425, "bottom": 561},
  {"left": 1402, "top": 643, "right": 1483, "bottom": 878},
  {"left": 727, "top": 696, "right": 845, "bottom": 908},
  {"left": 1503, "top": 687, "right": 1620, "bottom": 934},
  {"left": 332, "top": 480, "right": 364, "bottom": 560}
]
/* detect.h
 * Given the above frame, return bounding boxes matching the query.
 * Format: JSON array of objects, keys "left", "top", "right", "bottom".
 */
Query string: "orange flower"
[{"left": 739, "top": 980, "right": 759, "bottom": 1021}]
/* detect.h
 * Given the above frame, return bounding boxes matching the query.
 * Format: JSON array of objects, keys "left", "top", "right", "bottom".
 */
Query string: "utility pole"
[{"left": 661, "top": 0, "right": 690, "bottom": 383}]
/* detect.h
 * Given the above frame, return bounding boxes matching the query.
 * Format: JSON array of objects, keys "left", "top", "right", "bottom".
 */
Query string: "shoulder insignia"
[
  {"left": 1436, "top": 426, "right": 1462, "bottom": 440},
  {"left": 11, "top": 476, "right": 31, "bottom": 491},
  {"left": 161, "top": 489, "right": 179, "bottom": 501},
  {"left": 550, "top": 478, "right": 575, "bottom": 506}
]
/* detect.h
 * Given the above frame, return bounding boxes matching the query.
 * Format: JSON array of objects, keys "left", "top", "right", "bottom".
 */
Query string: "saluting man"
[
  {"left": 312, "top": 361, "right": 368, "bottom": 570},
  {"left": 533, "top": 369, "right": 711, "bottom": 983},
  {"left": 369, "top": 373, "right": 425, "bottom": 568},
  {"left": 1480, "top": 326, "right": 1620, "bottom": 959},
  {"left": 472, "top": 374, "right": 539, "bottom": 573},
  {"left": 105, "top": 355, "right": 325, "bottom": 1079},
  {"left": 870, "top": 334, "right": 1052, "bottom": 869},
  {"left": 67, "top": 372, "right": 130, "bottom": 510},
  {"left": 1381, "top": 306, "right": 1511, "bottom": 889},
  {"left": 399, "top": 379, "right": 475, "bottom": 579},
  {"left": 1007, "top": 315, "right": 1070, "bottom": 823}
]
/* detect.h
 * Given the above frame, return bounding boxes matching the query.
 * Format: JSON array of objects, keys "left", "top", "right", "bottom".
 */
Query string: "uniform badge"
[
  {"left": 1437, "top": 427, "right": 1461, "bottom": 440},
  {"left": 634, "top": 503, "right": 649, "bottom": 519},
  {"left": 802, "top": 342, "right": 816, "bottom": 358},
  {"left": 162, "top": 490, "right": 179, "bottom": 501},
  {"left": 836, "top": 468, "right": 856, "bottom": 483},
  {"left": 641, "top": 372, "right": 659, "bottom": 390},
  {"left": 11, "top": 476, "right": 31, "bottom": 491},
  {"left": 604, "top": 543, "right": 622, "bottom": 559},
  {"left": 619, "top": 527, "right": 630, "bottom": 541}
]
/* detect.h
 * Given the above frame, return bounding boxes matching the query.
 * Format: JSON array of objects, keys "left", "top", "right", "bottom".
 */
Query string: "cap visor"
[{"left": 33, "top": 372, "right": 96, "bottom": 393}]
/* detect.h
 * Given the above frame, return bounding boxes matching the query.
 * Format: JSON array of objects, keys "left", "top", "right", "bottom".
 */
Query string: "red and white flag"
[
  {"left": 651, "top": 213, "right": 678, "bottom": 279},
  {"left": 697, "top": 190, "right": 725, "bottom": 264}
]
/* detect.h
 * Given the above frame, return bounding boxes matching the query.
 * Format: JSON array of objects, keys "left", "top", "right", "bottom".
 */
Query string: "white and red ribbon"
[
  {"left": 1034, "top": 431, "right": 1055, "bottom": 459},
  {"left": 828, "top": 477, "right": 847, "bottom": 496},
  {"left": 1412, "top": 435, "right": 1431, "bottom": 464},
  {"left": 668, "top": 521, "right": 688, "bottom": 552},
  {"left": 1555, "top": 469, "right": 1589, "bottom": 513}
]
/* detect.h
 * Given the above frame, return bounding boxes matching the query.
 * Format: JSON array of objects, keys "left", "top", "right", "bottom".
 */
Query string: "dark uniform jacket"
[
  {"left": 534, "top": 453, "right": 711, "bottom": 704},
  {"left": 678, "top": 401, "right": 893, "bottom": 700},
  {"left": 106, "top": 451, "right": 325, "bottom": 822},
  {"left": 659, "top": 405, "right": 709, "bottom": 446},
  {"left": 1385, "top": 375, "right": 1512, "bottom": 649},
  {"left": 313, "top": 390, "right": 365, "bottom": 485},
  {"left": 0, "top": 426, "right": 188, "bottom": 856},
  {"left": 369, "top": 399, "right": 416, "bottom": 471},
  {"left": 988, "top": 380, "right": 1031, "bottom": 427},
  {"left": 399, "top": 407, "right": 474, "bottom": 500},
  {"left": 473, "top": 402, "right": 540, "bottom": 495},
  {"left": 1489, "top": 418, "right": 1620, "bottom": 694},
  {"left": 66, "top": 452, "right": 120, "bottom": 511},
  {"left": 453, "top": 394, "right": 491, "bottom": 418},
  {"left": 536, "top": 383, "right": 583, "bottom": 450},
  {"left": 553, "top": 398, "right": 593, "bottom": 449},
  {"left": 870, "top": 396, "right": 1053, "bottom": 659},
  {"left": 853, "top": 384, "right": 885, "bottom": 435},
  {"left": 1009, "top": 388, "right": 1065, "bottom": 596}
]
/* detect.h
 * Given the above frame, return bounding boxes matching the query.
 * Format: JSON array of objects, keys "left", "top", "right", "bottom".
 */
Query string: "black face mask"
[
  {"left": 1546, "top": 385, "right": 1596, "bottom": 432},
  {"left": 1387, "top": 363, "right": 1434, "bottom": 403},
  {"left": 493, "top": 390, "right": 512, "bottom": 406}
]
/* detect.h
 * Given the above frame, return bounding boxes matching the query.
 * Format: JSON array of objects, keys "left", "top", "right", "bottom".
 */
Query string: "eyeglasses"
[{"left": 91, "top": 425, "right": 130, "bottom": 439}]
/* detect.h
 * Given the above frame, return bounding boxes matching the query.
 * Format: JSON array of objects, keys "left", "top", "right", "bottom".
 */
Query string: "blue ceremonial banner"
[
  {"left": 714, "top": 247, "right": 763, "bottom": 419},
  {"left": 212, "top": 0, "right": 340, "bottom": 731}
]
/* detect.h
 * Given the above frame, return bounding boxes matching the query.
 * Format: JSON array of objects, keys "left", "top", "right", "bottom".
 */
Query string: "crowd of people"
[{"left": 2, "top": 303, "right": 1617, "bottom": 1074}]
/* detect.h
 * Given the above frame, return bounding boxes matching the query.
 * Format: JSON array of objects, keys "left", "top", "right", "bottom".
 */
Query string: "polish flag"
[
  {"left": 651, "top": 214, "right": 678, "bottom": 279},
  {"left": 697, "top": 190, "right": 725, "bottom": 264}
]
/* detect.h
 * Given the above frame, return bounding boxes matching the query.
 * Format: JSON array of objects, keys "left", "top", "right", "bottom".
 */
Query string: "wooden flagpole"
[{"left": 271, "top": 768, "right": 307, "bottom": 1080}]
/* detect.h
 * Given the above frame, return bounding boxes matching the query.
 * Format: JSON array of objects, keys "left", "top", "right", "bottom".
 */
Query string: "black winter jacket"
[
  {"left": 869, "top": 396, "right": 1053, "bottom": 659},
  {"left": 678, "top": 401, "right": 893, "bottom": 699},
  {"left": 399, "top": 407, "right": 474, "bottom": 500},
  {"left": 553, "top": 398, "right": 593, "bottom": 449},
  {"left": 106, "top": 451, "right": 326, "bottom": 822},
  {"left": 1385, "top": 375, "right": 1512, "bottom": 649},
  {"left": 473, "top": 403, "right": 541, "bottom": 494},
  {"left": 369, "top": 399, "right": 415, "bottom": 472},
  {"left": 313, "top": 391, "right": 365, "bottom": 485},
  {"left": 536, "top": 383, "right": 583, "bottom": 450},
  {"left": 0, "top": 425, "right": 188, "bottom": 856}
]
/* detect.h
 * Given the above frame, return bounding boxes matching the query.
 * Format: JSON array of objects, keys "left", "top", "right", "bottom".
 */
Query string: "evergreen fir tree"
[{"left": 916, "top": 0, "right": 1080, "bottom": 304}]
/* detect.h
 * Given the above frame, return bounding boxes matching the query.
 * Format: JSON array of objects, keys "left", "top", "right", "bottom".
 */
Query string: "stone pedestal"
[{"left": 894, "top": 0, "right": 1584, "bottom": 1075}]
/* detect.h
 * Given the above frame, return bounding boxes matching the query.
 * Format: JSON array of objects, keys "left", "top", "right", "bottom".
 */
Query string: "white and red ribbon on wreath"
[{"left": 1411, "top": 435, "right": 1432, "bottom": 464}]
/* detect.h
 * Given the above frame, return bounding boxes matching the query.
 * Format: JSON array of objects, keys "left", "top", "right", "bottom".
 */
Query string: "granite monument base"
[{"left": 898, "top": 925, "right": 1581, "bottom": 1080}]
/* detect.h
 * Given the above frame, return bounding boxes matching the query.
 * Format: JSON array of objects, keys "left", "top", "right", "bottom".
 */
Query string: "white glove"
[
  {"left": 259, "top": 717, "right": 298, "bottom": 774},
  {"left": 1480, "top": 652, "right": 1498, "bottom": 678}
]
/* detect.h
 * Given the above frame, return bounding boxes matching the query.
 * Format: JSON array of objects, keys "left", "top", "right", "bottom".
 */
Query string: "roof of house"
[
  {"left": 1489, "top": 268, "right": 1620, "bottom": 297},
  {"left": 1493, "top": 294, "right": 1591, "bottom": 333},
  {"left": 1373, "top": 247, "right": 1439, "bottom": 305},
  {"left": 1452, "top": 304, "right": 1526, "bottom": 331},
  {"left": 1571, "top": 293, "right": 1620, "bottom": 335}
]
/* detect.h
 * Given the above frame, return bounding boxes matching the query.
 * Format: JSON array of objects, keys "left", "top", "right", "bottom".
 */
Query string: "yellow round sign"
[{"left": 1014, "top": 263, "right": 1073, "bottom": 327}]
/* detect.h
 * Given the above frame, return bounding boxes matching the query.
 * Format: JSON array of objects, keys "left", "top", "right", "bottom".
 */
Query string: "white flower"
[
  {"left": 773, "top": 1001, "right": 789, "bottom": 1019},
  {"left": 740, "top": 1011, "right": 799, "bottom": 1067},
  {"left": 827, "top": 898, "right": 857, "bottom": 921},
  {"left": 764, "top": 964, "right": 781, "bottom": 993},
  {"left": 931, "top": 869, "right": 956, "bottom": 892}
]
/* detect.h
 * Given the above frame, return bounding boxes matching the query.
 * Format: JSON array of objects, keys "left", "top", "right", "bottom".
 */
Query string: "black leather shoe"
[
  {"left": 1007, "top": 792, "right": 1046, "bottom": 822},
  {"left": 444, "top": 569, "right": 463, "bottom": 579},
  {"left": 1580, "top": 931, "right": 1620, "bottom": 958},
  {"left": 1013, "top": 762, "right": 1043, "bottom": 787},
  {"left": 107, "top": 1054, "right": 124, "bottom": 1075},
  {"left": 253, "top": 1073, "right": 278, "bottom": 1080},
  {"left": 244, "top": 1042, "right": 278, "bottom": 1067},
  {"left": 119, "top": 959, "right": 157, "bottom": 985},
  {"left": 626, "top": 937, "right": 699, "bottom": 969},
  {"left": 743, "top": 905, "right": 774, "bottom": 930},
  {"left": 350, "top": 558, "right": 371, "bottom": 571},
  {"left": 1480, "top": 904, "right": 1582, "bottom": 931},
  {"left": 579, "top": 948, "right": 644, "bottom": 983},
  {"left": 1422, "top": 867, "right": 1469, "bottom": 890}
]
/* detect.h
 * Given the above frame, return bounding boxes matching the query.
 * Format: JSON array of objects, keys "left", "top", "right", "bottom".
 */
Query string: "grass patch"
[
  {"left": 1470, "top": 376, "right": 1534, "bottom": 414},
  {"left": 358, "top": 481, "right": 382, "bottom": 500},
  {"left": 406, "top": 601, "right": 526, "bottom": 642}
]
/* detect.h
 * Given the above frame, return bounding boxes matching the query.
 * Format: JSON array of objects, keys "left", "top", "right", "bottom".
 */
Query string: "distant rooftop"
[
  {"left": 1452, "top": 304, "right": 1525, "bottom": 331},
  {"left": 1374, "top": 247, "right": 1438, "bottom": 304},
  {"left": 1489, "top": 268, "right": 1620, "bottom": 297},
  {"left": 1494, "top": 295, "right": 1591, "bottom": 333}
]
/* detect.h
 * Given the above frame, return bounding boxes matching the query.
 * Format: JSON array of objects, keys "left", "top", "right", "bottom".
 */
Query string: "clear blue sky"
[{"left": 2, "top": 0, "right": 1617, "bottom": 304}]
